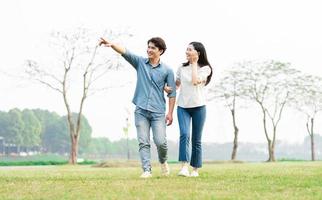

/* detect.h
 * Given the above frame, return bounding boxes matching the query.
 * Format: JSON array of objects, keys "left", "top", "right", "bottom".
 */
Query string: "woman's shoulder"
[
  {"left": 176, "top": 65, "right": 184, "bottom": 71},
  {"left": 200, "top": 65, "right": 211, "bottom": 71}
]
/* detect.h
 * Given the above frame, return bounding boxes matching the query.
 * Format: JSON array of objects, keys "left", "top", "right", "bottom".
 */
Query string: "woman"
[{"left": 167, "top": 42, "right": 212, "bottom": 177}]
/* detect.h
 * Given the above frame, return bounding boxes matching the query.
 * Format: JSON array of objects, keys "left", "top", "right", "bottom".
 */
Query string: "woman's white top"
[{"left": 176, "top": 64, "right": 211, "bottom": 108}]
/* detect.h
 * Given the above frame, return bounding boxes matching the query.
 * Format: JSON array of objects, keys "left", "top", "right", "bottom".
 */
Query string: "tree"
[
  {"left": 25, "top": 27, "right": 130, "bottom": 164},
  {"left": 239, "top": 60, "right": 299, "bottom": 162},
  {"left": 291, "top": 74, "right": 322, "bottom": 161},
  {"left": 6, "top": 109, "right": 24, "bottom": 151},
  {"left": 0, "top": 111, "right": 8, "bottom": 138},
  {"left": 42, "top": 116, "right": 69, "bottom": 154},
  {"left": 21, "top": 109, "right": 42, "bottom": 149},
  {"left": 62, "top": 113, "right": 92, "bottom": 154},
  {"left": 32, "top": 109, "right": 69, "bottom": 153},
  {"left": 83, "top": 137, "right": 113, "bottom": 157},
  {"left": 32, "top": 109, "right": 92, "bottom": 154},
  {"left": 208, "top": 69, "right": 247, "bottom": 160},
  {"left": 32, "top": 109, "right": 62, "bottom": 151}
]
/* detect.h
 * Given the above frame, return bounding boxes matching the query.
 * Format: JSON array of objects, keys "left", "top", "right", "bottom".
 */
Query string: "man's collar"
[{"left": 145, "top": 58, "right": 162, "bottom": 68}]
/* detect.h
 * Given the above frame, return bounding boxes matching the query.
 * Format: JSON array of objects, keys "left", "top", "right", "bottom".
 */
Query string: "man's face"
[{"left": 147, "top": 42, "right": 162, "bottom": 59}]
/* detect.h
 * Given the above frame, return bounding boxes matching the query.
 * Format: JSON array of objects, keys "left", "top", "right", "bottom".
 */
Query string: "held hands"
[
  {"left": 99, "top": 37, "right": 112, "bottom": 47},
  {"left": 164, "top": 85, "right": 173, "bottom": 94}
]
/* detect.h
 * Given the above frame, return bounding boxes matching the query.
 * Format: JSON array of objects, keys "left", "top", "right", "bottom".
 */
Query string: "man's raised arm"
[{"left": 99, "top": 37, "right": 126, "bottom": 55}]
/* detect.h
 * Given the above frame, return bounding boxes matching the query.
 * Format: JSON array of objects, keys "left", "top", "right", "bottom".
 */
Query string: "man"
[{"left": 99, "top": 37, "right": 176, "bottom": 178}]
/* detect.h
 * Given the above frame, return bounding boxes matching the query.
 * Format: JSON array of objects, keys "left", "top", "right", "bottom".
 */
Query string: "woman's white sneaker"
[
  {"left": 178, "top": 167, "right": 190, "bottom": 177},
  {"left": 190, "top": 171, "right": 199, "bottom": 177},
  {"left": 140, "top": 171, "right": 152, "bottom": 178}
]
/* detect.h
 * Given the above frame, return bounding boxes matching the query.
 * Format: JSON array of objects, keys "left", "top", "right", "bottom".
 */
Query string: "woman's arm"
[
  {"left": 190, "top": 50, "right": 201, "bottom": 85},
  {"left": 176, "top": 80, "right": 181, "bottom": 90}
]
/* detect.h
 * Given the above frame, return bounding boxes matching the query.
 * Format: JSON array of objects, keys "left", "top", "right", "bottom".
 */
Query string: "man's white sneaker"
[
  {"left": 178, "top": 167, "right": 190, "bottom": 177},
  {"left": 190, "top": 171, "right": 199, "bottom": 177},
  {"left": 161, "top": 162, "right": 170, "bottom": 176},
  {"left": 140, "top": 171, "right": 152, "bottom": 178}
]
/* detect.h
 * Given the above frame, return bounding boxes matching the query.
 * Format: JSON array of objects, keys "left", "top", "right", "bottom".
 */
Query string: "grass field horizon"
[{"left": 0, "top": 161, "right": 322, "bottom": 199}]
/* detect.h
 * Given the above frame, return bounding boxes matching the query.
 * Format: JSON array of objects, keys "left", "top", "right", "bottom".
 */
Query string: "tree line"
[
  {"left": 0, "top": 106, "right": 321, "bottom": 162},
  {"left": 0, "top": 109, "right": 92, "bottom": 154},
  {"left": 81, "top": 134, "right": 322, "bottom": 161}
]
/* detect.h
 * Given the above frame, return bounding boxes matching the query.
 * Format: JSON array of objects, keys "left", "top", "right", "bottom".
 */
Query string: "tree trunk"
[
  {"left": 267, "top": 142, "right": 273, "bottom": 162},
  {"left": 231, "top": 130, "right": 238, "bottom": 160},
  {"left": 271, "top": 140, "right": 276, "bottom": 162},
  {"left": 267, "top": 140, "right": 276, "bottom": 162},
  {"left": 306, "top": 117, "right": 316, "bottom": 161},
  {"left": 260, "top": 106, "right": 273, "bottom": 162},
  {"left": 310, "top": 118, "right": 315, "bottom": 161},
  {"left": 231, "top": 109, "right": 239, "bottom": 160},
  {"left": 311, "top": 133, "right": 315, "bottom": 161},
  {"left": 69, "top": 134, "right": 79, "bottom": 164}
]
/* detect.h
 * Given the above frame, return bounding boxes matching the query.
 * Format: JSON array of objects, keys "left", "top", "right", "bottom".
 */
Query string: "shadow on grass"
[
  {"left": 94, "top": 159, "right": 247, "bottom": 168},
  {"left": 94, "top": 160, "right": 141, "bottom": 168}
]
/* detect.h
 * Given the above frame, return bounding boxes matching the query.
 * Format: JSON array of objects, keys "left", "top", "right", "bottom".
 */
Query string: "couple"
[{"left": 99, "top": 37, "right": 213, "bottom": 178}]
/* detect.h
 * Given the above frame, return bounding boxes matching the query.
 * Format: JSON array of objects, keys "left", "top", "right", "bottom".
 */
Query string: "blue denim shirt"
[{"left": 122, "top": 50, "right": 176, "bottom": 113}]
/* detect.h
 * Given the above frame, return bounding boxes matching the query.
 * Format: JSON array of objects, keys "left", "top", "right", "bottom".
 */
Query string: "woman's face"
[{"left": 185, "top": 44, "right": 198, "bottom": 62}]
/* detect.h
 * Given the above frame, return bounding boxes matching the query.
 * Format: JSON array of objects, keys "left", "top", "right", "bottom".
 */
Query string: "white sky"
[{"left": 1, "top": 0, "right": 322, "bottom": 144}]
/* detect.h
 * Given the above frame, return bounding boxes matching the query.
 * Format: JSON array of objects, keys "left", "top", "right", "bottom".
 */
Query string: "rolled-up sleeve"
[
  {"left": 198, "top": 66, "right": 211, "bottom": 82},
  {"left": 121, "top": 49, "right": 141, "bottom": 70},
  {"left": 166, "top": 68, "right": 176, "bottom": 98}
]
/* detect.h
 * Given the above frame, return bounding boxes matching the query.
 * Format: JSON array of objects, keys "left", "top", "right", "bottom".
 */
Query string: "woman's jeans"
[
  {"left": 134, "top": 107, "right": 168, "bottom": 172},
  {"left": 177, "top": 106, "right": 206, "bottom": 168}
]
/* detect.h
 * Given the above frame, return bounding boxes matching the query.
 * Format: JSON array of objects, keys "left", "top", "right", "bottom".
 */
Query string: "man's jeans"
[
  {"left": 177, "top": 106, "right": 206, "bottom": 168},
  {"left": 134, "top": 107, "right": 168, "bottom": 172}
]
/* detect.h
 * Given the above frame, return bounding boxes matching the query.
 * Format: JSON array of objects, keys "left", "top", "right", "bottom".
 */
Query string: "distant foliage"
[{"left": 0, "top": 108, "right": 92, "bottom": 154}]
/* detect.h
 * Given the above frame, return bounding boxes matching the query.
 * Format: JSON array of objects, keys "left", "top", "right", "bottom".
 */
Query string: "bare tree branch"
[{"left": 24, "top": 27, "right": 132, "bottom": 164}]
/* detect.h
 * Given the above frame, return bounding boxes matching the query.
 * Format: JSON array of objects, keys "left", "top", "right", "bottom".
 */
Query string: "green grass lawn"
[{"left": 0, "top": 162, "right": 322, "bottom": 199}]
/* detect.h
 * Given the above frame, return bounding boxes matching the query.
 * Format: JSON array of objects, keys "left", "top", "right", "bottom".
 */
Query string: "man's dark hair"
[{"left": 147, "top": 37, "right": 167, "bottom": 55}]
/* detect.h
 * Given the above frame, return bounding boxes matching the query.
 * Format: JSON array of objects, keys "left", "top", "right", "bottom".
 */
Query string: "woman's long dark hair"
[{"left": 182, "top": 42, "right": 213, "bottom": 85}]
